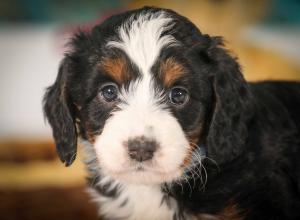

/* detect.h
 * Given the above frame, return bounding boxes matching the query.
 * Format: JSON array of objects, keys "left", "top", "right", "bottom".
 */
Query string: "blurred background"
[{"left": 0, "top": 0, "right": 299, "bottom": 219}]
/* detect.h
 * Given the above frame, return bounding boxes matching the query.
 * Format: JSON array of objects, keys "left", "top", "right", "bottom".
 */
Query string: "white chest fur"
[{"left": 88, "top": 181, "right": 176, "bottom": 220}]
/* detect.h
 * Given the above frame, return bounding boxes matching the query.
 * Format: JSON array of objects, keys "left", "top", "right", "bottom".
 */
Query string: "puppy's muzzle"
[{"left": 126, "top": 136, "right": 158, "bottom": 162}]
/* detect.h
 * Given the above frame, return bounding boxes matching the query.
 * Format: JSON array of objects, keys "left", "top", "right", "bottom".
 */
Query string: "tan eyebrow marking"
[
  {"left": 160, "top": 57, "right": 186, "bottom": 87},
  {"left": 100, "top": 57, "right": 129, "bottom": 83}
]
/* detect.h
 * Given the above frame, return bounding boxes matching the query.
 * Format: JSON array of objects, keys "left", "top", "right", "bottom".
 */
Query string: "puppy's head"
[{"left": 44, "top": 7, "right": 251, "bottom": 184}]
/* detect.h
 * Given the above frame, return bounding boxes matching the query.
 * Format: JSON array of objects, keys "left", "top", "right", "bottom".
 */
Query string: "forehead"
[
  {"left": 97, "top": 10, "right": 187, "bottom": 87},
  {"left": 98, "top": 53, "right": 186, "bottom": 88}
]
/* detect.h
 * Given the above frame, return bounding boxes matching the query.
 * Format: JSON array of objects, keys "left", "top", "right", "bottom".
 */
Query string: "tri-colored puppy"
[{"left": 44, "top": 6, "right": 300, "bottom": 220}]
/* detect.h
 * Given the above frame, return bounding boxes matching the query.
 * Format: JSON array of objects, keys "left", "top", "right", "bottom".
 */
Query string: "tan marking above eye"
[
  {"left": 100, "top": 57, "right": 129, "bottom": 83},
  {"left": 160, "top": 57, "right": 186, "bottom": 87}
]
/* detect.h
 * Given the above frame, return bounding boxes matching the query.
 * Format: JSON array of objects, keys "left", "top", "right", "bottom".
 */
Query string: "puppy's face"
[
  {"left": 44, "top": 7, "right": 249, "bottom": 184},
  {"left": 81, "top": 12, "right": 211, "bottom": 184}
]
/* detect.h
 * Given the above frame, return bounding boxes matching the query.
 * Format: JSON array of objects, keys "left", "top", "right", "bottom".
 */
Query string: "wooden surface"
[
  {"left": 0, "top": 140, "right": 92, "bottom": 220},
  {"left": 0, "top": 186, "right": 98, "bottom": 220}
]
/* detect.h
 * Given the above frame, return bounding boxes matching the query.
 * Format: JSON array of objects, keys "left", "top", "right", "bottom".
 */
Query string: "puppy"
[{"left": 43, "top": 6, "right": 300, "bottom": 220}]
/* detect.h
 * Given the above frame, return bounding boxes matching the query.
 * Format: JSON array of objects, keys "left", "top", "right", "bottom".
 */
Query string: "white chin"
[{"left": 103, "top": 168, "right": 183, "bottom": 184}]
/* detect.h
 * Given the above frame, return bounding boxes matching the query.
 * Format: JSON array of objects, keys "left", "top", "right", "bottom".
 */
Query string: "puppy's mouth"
[
  {"left": 96, "top": 131, "right": 191, "bottom": 184},
  {"left": 97, "top": 155, "right": 182, "bottom": 184},
  {"left": 104, "top": 165, "right": 183, "bottom": 184},
  {"left": 133, "top": 163, "right": 147, "bottom": 171},
  {"left": 110, "top": 137, "right": 183, "bottom": 183}
]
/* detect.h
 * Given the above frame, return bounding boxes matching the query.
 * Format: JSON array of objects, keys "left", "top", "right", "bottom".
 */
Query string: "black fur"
[
  {"left": 43, "top": 6, "right": 300, "bottom": 220},
  {"left": 43, "top": 57, "right": 78, "bottom": 166}
]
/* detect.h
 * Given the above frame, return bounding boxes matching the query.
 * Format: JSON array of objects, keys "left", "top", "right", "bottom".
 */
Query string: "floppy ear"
[
  {"left": 43, "top": 57, "right": 77, "bottom": 166},
  {"left": 189, "top": 36, "right": 252, "bottom": 164}
]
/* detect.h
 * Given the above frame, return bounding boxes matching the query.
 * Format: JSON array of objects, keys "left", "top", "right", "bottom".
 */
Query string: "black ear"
[
  {"left": 189, "top": 36, "right": 252, "bottom": 164},
  {"left": 43, "top": 57, "right": 77, "bottom": 166}
]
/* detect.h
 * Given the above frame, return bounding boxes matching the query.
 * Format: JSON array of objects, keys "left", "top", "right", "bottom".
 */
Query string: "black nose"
[{"left": 127, "top": 136, "right": 158, "bottom": 162}]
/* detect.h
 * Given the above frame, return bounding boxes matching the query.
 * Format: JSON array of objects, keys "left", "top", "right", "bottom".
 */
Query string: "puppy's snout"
[{"left": 126, "top": 136, "right": 158, "bottom": 162}]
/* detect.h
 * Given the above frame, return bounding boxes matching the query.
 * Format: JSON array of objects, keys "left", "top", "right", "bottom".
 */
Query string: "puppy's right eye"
[{"left": 100, "top": 83, "right": 119, "bottom": 102}]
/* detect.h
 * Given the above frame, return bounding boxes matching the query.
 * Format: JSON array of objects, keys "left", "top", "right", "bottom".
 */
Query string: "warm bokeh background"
[{"left": 0, "top": 0, "right": 299, "bottom": 219}]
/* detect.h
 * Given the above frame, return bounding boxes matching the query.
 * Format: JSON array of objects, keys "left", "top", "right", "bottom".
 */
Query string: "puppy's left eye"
[
  {"left": 100, "top": 83, "right": 119, "bottom": 102},
  {"left": 169, "top": 87, "right": 189, "bottom": 105}
]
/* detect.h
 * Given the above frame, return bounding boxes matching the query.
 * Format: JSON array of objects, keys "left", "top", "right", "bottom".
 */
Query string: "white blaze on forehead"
[
  {"left": 106, "top": 11, "right": 178, "bottom": 109},
  {"left": 107, "top": 11, "right": 177, "bottom": 75}
]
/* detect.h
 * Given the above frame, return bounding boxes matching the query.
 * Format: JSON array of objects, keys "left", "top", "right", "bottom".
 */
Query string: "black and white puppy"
[{"left": 44, "top": 6, "right": 300, "bottom": 220}]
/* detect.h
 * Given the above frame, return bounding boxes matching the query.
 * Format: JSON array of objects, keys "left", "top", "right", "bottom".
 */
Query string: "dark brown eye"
[
  {"left": 169, "top": 87, "right": 189, "bottom": 105},
  {"left": 100, "top": 83, "right": 119, "bottom": 102}
]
